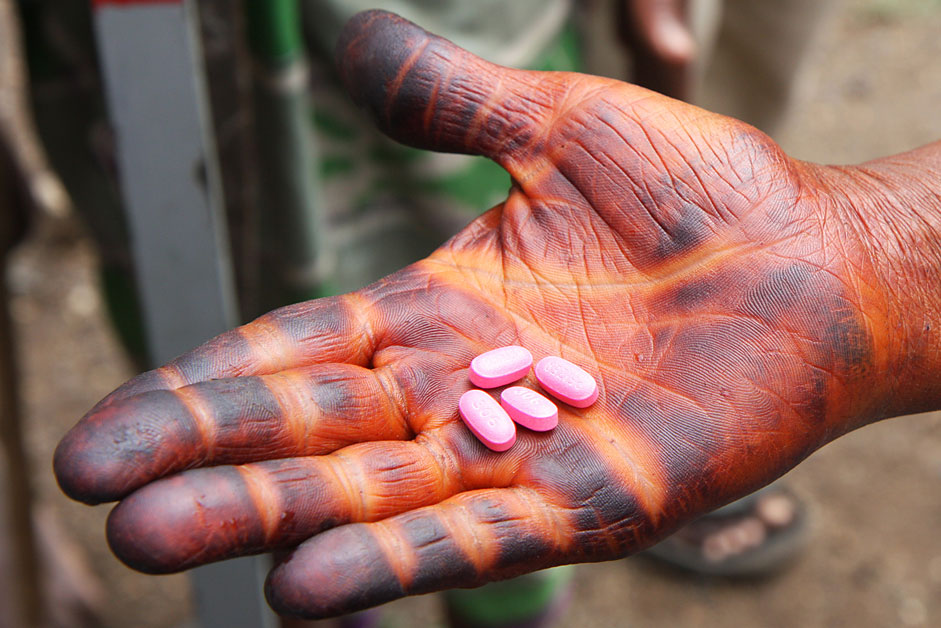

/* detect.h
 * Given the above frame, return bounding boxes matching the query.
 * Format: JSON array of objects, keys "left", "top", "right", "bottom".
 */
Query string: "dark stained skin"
[{"left": 54, "top": 10, "right": 941, "bottom": 620}]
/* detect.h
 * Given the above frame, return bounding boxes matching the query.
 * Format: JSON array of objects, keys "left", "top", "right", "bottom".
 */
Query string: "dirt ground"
[{"left": 8, "top": 0, "right": 941, "bottom": 626}]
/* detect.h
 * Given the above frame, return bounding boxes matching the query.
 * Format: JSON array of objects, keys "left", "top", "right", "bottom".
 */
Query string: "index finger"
[
  {"left": 89, "top": 293, "right": 378, "bottom": 412},
  {"left": 53, "top": 293, "right": 381, "bottom": 500}
]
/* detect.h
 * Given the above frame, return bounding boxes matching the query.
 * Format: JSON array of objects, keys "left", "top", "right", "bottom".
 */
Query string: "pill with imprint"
[
  {"left": 500, "top": 386, "right": 558, "bottom": 431},
  {"left": 534, "top": 356, "right": 599, "bottom": 408},
  {"left": 459, "top": 389, "right": 517, "bottom": 451},
  {"left": 469, "top": 345, "right": 533, "bottom": 388}
]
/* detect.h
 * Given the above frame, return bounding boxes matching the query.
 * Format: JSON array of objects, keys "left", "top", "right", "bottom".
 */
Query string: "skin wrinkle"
[
  {"left": 504, "top": 152, "right": 548, "bottom": 187},
  {"left": 495, "top": 197, "right": 513, "bottom": 319},
  {"left": 513, "top": 486, "right": 573, "bottom": 556},
  {"left": 181, "top": 491, "right": 213, "bottom": 568},
  {"left": 574, "top": 282, "right": 603, "bottom": 374},
  {"left": 237, "top": 318, "right": 297, "bottom": 375},
  {"left": 461, "top": 492, "right": 532, "bottom": 569},
  {"left": 421, "top": 50, "right": 447, "bottom": 137},
  {"left": 667, "top": 114, "right": 743, "bottom": 217},
  {"left": 339, "top": 293, "right": 380, "bottom": 364},
  {"left": 593, "top": 112, "right": 673, "bottom": 208},
  {"left": 742, "top": 374, "right": 816, "bottom": 427},
  {"left": 386, "top": 38, "right": 431, "bottom": 118},
  {"left": 597, "top": 96, "right": 678, "bottom": 187},
  {"left": 575, "top": 488, "right": 622, "bottom": 556},
  {"left": 548, "top": 144, "right": 647, "bottom": 254},
  {"left": 416, "top": 430, "right": 467, "bottom": 494},
  {"left": 424, "top": 269, "right": 760, "bottom": 399},
  {"left": 262, "top": 370, "right": 319, "bottom": 454},
  {"left": 662, "top": 131, "right": 729, "bottom": 223},
  {"left": 815, "top": 167, "right": 885, "bottom": 280},
  {"left": 594, "top": 142, "right": 677, "bottom": 227},
  {"left": 428, "top": 499, "right": 488, "bottom": 580},
  {"left": 171, "top": 385, "right": 217, "bottom": 461},
  {"left": 326, "top": 451, "right": 368, "bottom": 522},
  {"left": 155, "top": 363, "right": 188, "bottom": 391},
  {"left": 575, "top": 123, "right": 663, "bottom": 223},
  {"left": 487, "top": 492, "right": 556, "bottom": 571},
  {"left": 369, "top": 520, "right": 415, "bottom": 591},
  {"left": 464, "top": 69, "right": 508, "bottom": 154},
  {"left": 573, "top": 176, "right": 658, "bottom": 270},
  {"left": 516, "top": 78, "right": 591, "bottom": 164},
  {"left": 388, "top": 513, "right": 458, "bottom": 592},
  {"left": 372, "top": 366, "right": 413, "bottom": 439},
  {"left": 236, "top": 464, "right": 281, "bottom": 545},
  {"left": 562, "top": 416, "right": 666, "bottom": 525},
  {"left": 493, "top": 76, "right": 560, "bottom": 140},
  {"left": 763, "top": 251, "right": 866, "bottom": 313}
]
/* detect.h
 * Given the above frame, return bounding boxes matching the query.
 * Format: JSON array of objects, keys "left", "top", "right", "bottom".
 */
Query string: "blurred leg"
[{"left": 696, "top": 0, "right": 839, "bottom": 135}]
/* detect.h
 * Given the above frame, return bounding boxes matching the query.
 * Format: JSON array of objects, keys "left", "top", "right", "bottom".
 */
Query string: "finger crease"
[
  {"left": 515, "top": 487, "right": 571, "bottom": 555},
  {"left": 374, "top": 368, "right": 413, "bottom": 439},
  {"left": 158, "top": 364, "right": 188, "bottom": 390},
  {"left": 325, "top": 453, "right": 367, "bottom": 522},
  {"left": 443, "top": 500, "right": 489, "bottom": 576},
  {"left": 342, "top": 293, "right": 381, "bottom": 362},
  {"left": 265, "top": 372, "right": 320, "bottom": 454},
  {"left": 237, "top": 320, "right": 295, "bottom": 374},
  {"left": 236, "top": 464, "right": 281, "bottom": 544},
  {"left": 416, "top": 431, "right": 465, "bottom": 494},
  {"left": 371, "top": 520, "right": 414, "bottom": 591},
  {"left": 172, "top": 386, "right": 217, "bottom": 461}
]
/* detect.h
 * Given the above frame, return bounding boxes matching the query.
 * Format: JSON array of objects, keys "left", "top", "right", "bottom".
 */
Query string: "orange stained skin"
[{"left": 53, "top": 10, "right": 940, "bottom": 620}]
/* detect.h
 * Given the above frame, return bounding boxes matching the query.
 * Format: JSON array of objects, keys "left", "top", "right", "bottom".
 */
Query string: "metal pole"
[{"left": 92, "top": 1, "right": 276, "bottom": 626}]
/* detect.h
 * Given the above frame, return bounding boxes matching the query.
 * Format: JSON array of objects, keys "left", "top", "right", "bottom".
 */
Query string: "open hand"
[{"left": 54, "top": 10, "right": 895, "bottom": 618}]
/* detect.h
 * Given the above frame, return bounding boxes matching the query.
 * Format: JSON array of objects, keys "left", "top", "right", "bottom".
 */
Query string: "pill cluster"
[{"left": 459, "top": 346, "right": 598, "bottom": 451}]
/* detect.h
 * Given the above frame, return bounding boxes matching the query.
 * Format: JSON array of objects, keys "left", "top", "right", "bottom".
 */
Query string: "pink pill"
[
  {"left": 500, "top": 386, "right": 558, "bottom": 431},
  {"left": 469, "top": 345, "right": 533, "bottom": 388},
  {"left": 535, "top": 356, "right": 599, "bottom": 408},
  {"left": 459, "top": 390, "right": 517, "bottom": 451}
]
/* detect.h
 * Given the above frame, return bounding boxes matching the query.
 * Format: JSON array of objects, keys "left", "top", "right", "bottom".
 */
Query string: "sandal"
[{"left": 642, "top": 484, "right": 810, "bottom": 577}]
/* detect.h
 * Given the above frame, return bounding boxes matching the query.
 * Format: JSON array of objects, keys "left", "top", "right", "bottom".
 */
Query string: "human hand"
[
  {"left": 54, "top": 9, "right": 940, "bottom": 619},
  {"left": 617, "top": 0, "right": 695, "bottom": 99}
]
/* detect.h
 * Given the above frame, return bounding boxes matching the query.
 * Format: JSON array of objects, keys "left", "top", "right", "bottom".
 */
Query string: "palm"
[{"left": 55, "top": 10, "right": 876, "bottom": 618}]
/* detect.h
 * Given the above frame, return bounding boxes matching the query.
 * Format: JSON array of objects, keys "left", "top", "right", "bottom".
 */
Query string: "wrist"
[{"left": 819, "top": 142, "right": 941, "bottom": 420}]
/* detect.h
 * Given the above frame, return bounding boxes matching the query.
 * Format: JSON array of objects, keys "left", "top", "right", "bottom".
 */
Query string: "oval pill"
[
  {"left": 500, "top": 386, "right": 558, "bottom": 431},
  {"left": 534, "top": 356, "right": 599, "bottom": 408},
  {"left": 459, "top": 390, "right": 517, "bottom": 451},
  {"left": 469, "top": 345, "right": 533, "bottom": 388}
]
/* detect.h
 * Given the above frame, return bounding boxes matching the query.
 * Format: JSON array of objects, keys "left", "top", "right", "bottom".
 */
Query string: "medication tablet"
[
  {"left": 469, "top": 345, "right": 533, "bottom": 388},
  {"left": 535, "top": 356, "right": 598, "bottom": 408},
  {"left": 500, "top": 386, "right": 558, "bottom": 431},
  {"left": 459, "top": 390, "right": 517, "bottom": 451}
]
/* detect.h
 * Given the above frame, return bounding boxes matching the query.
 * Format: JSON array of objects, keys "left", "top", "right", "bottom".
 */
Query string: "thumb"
[{"left": 335, "top": 10, "right": 562, "bottom": 167}]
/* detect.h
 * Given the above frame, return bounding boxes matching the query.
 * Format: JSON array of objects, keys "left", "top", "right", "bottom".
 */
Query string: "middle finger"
[{"left": 105, "top": 434, "right": 470, "bottom": 574}]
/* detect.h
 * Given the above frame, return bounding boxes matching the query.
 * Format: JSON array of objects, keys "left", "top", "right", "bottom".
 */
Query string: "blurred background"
[{"left": 1, "top": 0, "right": 940, "bottom": 627}]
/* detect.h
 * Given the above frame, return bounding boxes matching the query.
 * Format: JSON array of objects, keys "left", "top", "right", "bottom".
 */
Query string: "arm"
[
  {"left": 54, "top": 10, "right": 941, "bottom": 619},
  {"left": 822, "top": 144, "right": 941, "bottom": 417}
]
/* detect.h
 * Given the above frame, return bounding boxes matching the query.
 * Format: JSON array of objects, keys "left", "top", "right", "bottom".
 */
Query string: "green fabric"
[
  {"left": 245, "top": 0, "right": 305, "bottom": 64},
  {"left": 443, "top": 566, "right": 574, "bottom": 626}
]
